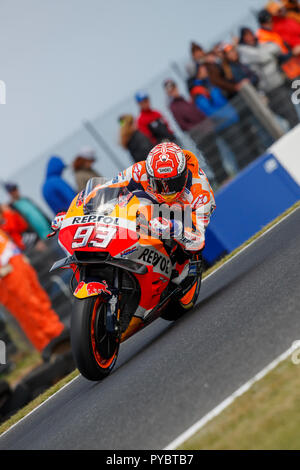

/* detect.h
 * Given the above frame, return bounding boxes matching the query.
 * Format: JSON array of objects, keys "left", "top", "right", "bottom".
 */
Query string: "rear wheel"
[
  {"left": 161, "top": 254, "right": 202, "bottom": 321},
  {"left": 71, "top": 297, "right": 119, "bottom": 381}
]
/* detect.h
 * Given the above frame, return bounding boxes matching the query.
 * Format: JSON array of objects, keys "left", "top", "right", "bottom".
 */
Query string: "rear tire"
[
  {"left": 71, "top": 297, "right": 119, "bottom": 381},
  {"left": 161, "top": 254, "right": 202, "bottom": 322}
]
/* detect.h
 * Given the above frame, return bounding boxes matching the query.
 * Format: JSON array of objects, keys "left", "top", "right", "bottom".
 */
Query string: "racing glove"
[{"left": 149, "top": 217, "right": 183, "bottom": 240}]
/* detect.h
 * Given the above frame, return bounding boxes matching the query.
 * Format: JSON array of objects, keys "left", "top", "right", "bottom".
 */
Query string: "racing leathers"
[{"left": 103, "top": 149, "right": 216, "bottom": 253}]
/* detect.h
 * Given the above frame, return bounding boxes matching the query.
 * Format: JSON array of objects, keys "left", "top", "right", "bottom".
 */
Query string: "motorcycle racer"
[
  {"left": 50, "top": 142, "right": 215, "bottom": 288},
  {"left": 103, "top": 142, "right": 216, "bottom": 253},
  {"left": 72, "top": 141, "right": 216, "bottom": 293},
  {"left": 48, "top": 143, "right": 216, "bottom": 381},
  {"left": 51, "top": 141, "right": 215, "bottom": 255}
]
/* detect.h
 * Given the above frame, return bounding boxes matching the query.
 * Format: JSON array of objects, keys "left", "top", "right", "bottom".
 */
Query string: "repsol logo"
[
  {"left": 138, "top": 248, "right": 170, "bottom": 274},
  {"left": 72, "top": 215, "right": 119, "bottom": 225}
]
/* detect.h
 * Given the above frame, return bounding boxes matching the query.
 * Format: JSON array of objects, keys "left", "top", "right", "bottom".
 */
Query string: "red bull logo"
[
  {"left": 86, "top": 281, "right": 112, "bottom": 296},
  {"left": 74, "top": 280, "right": 112, "bottom": 299}
]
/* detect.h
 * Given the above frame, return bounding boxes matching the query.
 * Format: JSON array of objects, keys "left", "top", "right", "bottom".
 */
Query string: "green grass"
[
  {"left": 0, "top": 200, "right": 299, "bottom": 437},
  {"left": 0, "top": 369, "right": 79, "bottom": 435},
  {"left": 3, "top": 350, "right": 42, "bottom": 387},
  {"left": 0, "top": 323, "right": 42, "bottom": 387},
  {"left": 180, "top": 356, "right": 300, "bottom": 450}
]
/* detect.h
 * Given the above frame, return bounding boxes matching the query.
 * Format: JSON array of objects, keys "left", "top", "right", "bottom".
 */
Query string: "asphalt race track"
[{"left": 1, "top": 208, "right": 300, "bottom": 450}]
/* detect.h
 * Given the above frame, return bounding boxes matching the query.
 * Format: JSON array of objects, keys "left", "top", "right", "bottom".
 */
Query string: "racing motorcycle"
[{"left": 50, "top": 178, "right": 202, "bottom": 381}]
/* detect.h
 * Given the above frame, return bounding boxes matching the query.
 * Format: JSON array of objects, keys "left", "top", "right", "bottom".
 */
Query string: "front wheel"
[{"left": 71, "top": 297, "right": 119, "bottom": 381}]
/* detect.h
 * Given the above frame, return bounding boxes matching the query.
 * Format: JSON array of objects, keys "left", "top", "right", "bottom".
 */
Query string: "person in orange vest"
[
  {"left": 238, "top": 26, "right": 299, "bottom": 128},
  {"left": 257, "top": 9, "right": 290, "bottom": 52},
  {"left": 0, "top": 204, "right": 28, "bottom": 251},
  {"left": 266, "top": 1, "right": 300, "bottom": 48},
  {"left": 257, "top": 8, "right": 300, "bottom": 80},
  {"left": 0, "top": 228, "right": 69, "bottom": 360}
]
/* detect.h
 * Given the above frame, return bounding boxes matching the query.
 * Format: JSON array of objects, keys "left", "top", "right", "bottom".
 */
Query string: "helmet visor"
[{"left": 149, "top": 170, "right": 187, "bottom": 195}]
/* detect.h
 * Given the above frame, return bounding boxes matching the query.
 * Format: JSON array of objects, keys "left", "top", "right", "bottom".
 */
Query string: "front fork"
[
  {"left": 106, "top": 294, "right": 119, "bottom": 334},
  {"left": 105, "top": 268, "right": 120, "bottom": 335}
]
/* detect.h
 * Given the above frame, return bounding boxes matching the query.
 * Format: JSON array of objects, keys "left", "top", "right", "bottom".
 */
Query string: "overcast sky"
[{"left": 0, "top": 0, "right": 265, "bottom": 179}]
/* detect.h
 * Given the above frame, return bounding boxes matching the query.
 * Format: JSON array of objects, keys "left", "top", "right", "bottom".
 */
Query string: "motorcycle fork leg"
[{"left": 105, "top": 268, "right": 120, "bottom": 335}]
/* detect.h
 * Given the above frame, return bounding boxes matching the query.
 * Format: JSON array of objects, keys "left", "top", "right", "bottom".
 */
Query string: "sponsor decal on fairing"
[
  {"left": 137, "top": 247, "right": 171, "bottom": 275},
  {"left": 74, "top": 280, "right": 112, "bottom": 298}
]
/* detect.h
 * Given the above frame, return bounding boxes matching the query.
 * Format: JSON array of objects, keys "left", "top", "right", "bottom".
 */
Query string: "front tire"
[{"left": 71, "top": 297, "right": 119, "bottom": 381}]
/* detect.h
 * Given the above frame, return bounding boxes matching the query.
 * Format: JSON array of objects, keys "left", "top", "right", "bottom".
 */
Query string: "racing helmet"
[{"left": 145, "top": 142, "right": 188, "bottom": 202}]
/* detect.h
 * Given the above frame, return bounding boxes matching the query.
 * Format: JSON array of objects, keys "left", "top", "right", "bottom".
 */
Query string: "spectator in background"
[
  {"left": 0, "top": 228, "right": 69, "bottom": 361},
  {"left": 283, "top": 0, "right": 300, "bottom": 22},
  {"left": 190, "top": 64, "right": 239, "bottom": 131},
  {"left": 190, "top": 64, "right": 260, "bottom": 170},
  {"left": 222, "top": 44, "right": 260, "bottom": 89},
  {"left": 4, "top": 183, "right": 51, "bottom": 243},
  {"left": 205, "top": 46, "right": 264, "bottom": 159},
  {"left": 205, "top": 45, "right": 259, "bottom": 98},
  {"left": 118, "top": 114, "right": 153, "bottom": 163},
  {"left": 42, "top": 156, "right": 76, "bottom": 214},
  {"left": 238, "top": 27, "right": 299, "bottom": 128},
  {"left": 204, "top": 49, "right": 238, "bottom": 99},
  {"left": 135, "top": 90, "right": 179, "bottom": 145},
  {"left": 186, "top": 42, "right": 207, "bottom": 81},
  {"left": 0, "top": 204, "right": 28, "bottom": 251},
  {"left": 163, "top": 78, "right": 230, "bottom": 185},
  {"left": 266, "top": 1, "right": 300, "bottom": 48},
  {"left": 257, "top": 8, "right": 299, "bottom": 54},
  {"left": 257, "top": 9, "right": 300, "bottom": 79},
  {"left": 73, "top": 147, "right": 101, "bottom": 192},
  {"left": 212, "top": 42, "right": 227, "bottom": 61},
  {"left": 164, "top": 78, "right": 209, "bottom": 132}
]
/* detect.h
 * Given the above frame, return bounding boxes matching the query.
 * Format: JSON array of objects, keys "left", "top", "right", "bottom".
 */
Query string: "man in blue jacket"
[
  {"left": 190, "top": 63, "right": 263, "bottom": 170},
  {"left": 42, "top": 156, "right": 76, "bottom": 215},
  {"left": 190, "top": 64, "right": 240, "bottom": 131}
]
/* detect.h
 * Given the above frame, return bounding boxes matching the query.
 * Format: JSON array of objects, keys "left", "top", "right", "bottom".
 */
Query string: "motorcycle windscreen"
[{"left": 83, "top": 178, "right": 132, "bottom": 215}]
